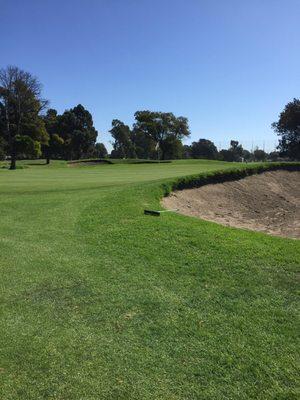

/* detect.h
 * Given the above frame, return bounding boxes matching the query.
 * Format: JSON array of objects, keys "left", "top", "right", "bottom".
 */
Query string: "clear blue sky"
[{"left": 1, "top": 0, "right": 299, "bottom": 151}]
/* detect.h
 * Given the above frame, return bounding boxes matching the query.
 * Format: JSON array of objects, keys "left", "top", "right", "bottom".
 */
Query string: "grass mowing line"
[{"left": 0, "top": 159, "right": 299, "bottom": 400}]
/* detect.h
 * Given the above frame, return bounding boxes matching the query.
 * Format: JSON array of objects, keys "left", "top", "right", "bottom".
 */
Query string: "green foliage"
[
  {"left": 272, "top": 98, "right": 300, "bottom": 160},
  {"left": 14, "top": 135, "right": 41, "bottom": 158},
  {"left": 110, "top": 119, "right": 136, "bottom": 158},
  {"left": 133, "top": 110, "right": 190, "bottom": 160},
  {"left": 219, "top": 140, "right": 244, "bottom": 162},
  {"left": 269, "top": 151, "right": 280, "bottom": 161},
  {"left": 58, "top": 104, "right": 98, "bottom": 160},
  {"left": 159, "top": 136, "right": 183, "bottom": 159},
  {"left": 190, "top": 139, "right": 218, "bottom": 159},
  {"left": 0, "top": 65, "right": 49, "bottom": 168},
  {"left": 242, "top": 149, "right": 252, "bottom": 161},
  {"left": 0, "top": 141, "right": 6, "bottom": 160},
  {"left": 94, "top": 142, "right": 108, "bottom": 158},
  {"left": 253, "top": 148, "right": 267, "bottom": 161},
  {"left": 131, "top": 128, "right": 157, "bottom": 159}
]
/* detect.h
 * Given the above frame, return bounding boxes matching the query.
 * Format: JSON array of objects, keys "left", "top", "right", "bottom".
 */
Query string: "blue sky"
[{"left": 1, "top": 0, "right": 299, "bottom": 151}]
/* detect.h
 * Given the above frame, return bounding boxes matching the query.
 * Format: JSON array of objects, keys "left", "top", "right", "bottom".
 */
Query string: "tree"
[
  {"left": 58, "top": 104, "right": 98, "bottom": 160},
  {"left": 268, "top": 151, "right": 280, "bottom": 161},
  {"left": 182, "top": 144, "right": 192, "bottom": 159},
  {"left": 242, "top": 149, "right": 252, "bottom": 162},
  {"left": 131, "top": 128, "right": 157, "bottom": 159},
  {"left": 110, "top": 119, "right": 136, "bottom": 158},
  {"left": 0, "top": 66, "right": 49, "bottom": 169},
  {"left": 190, "top": 139, "right": 218, "bottom": 159},
  {"left": 272, "top": 98, "right": 300, "bottom": 160},
  {"left": 42, "top": 109, "right": 64, "bottom": 164},
  {"left": 94, "top": 142, "right": 108, "bottom": 158},
  {"left": 219, "top": 140, "right": 243, "bottom": 162},
  {"left": 160, "top": 136, "right": 183, "bottom": 159},
  {"left": 0, "top": 102, "right": 7, "bottom": 160},
  {"left": 0, "top": 137, "right": 6, "bottom": 160},
  {"left": 133, "top": 111, "right": 190, "bottom": 160},
  {"left": 253, "top": 148, "right": 267, "bottom": 161}
]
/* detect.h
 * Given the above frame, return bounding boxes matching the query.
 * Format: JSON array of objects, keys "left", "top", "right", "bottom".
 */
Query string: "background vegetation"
[{"left": 1, "top": 66, "right": 299, "bottom": 169}]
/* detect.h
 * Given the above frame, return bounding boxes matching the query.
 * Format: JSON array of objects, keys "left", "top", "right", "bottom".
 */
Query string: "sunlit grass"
[{"left": 0, "top": 159, "right": 299, "bottom": 399}]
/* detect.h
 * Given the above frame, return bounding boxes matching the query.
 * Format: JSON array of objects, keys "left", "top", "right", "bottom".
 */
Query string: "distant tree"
[
  {"left": 219, "top": 140, "right": 243, "bottom": 162},
  {"left": 131, "top": 128, "right": 157, "bottom": 159},
  {"left": 42, "top": 109, "right": 64, "bottom": 164},
  {"left": 272, "top": 98, "right": 300, "bottom": 160},
  {"left": 268, "top": 151, "right": 280, "bottom": 161},
  {"left": 94, "top": 142, "right": 108, "bottom": 158},
  {"left": 242, "top": 149, "right": 252, "bottom": 162},
  {"left": 190, "top": 139, "right": 218, "bottom": 159},
  {"left": 230, "top": 140, "right": 243, "bottom": 160},
  {"left": 58, "top": 104, "right": 98, "bottom": 160},
  {"left": 0, "top": 66, "right": 49, "bottom": 169},
  {"left": 218, "top": 149, "right": 232, "bottom": 162},
  {"left": 0, "top": 136, "right": 6, "bottom": 160},
  {"left": 15, "top": 134, "right": 42, "bottom": 159},
  {"left": 0, "top": 102, "right": 7, "bottom": 159},
  {"left": 253, "top": 148, "right": 267, "bottom": 161},
  {"left": 133, "top": 111, "right": 190, "bottom": 160},
  {"left": 110, "top": 119, "right": 136, "bottom": 158},
  {"left": 182, "top": 144, "right": 192, "bottom": 159},
  {"left": 160, "top": 136, "right": 183, "bottom": 159}
]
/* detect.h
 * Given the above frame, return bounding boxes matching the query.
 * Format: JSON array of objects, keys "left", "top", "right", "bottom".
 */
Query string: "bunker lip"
[
  {"left": 162, "top": 170, "right": 300, "bottom": 239},
  {"left": 68, "top": 159, "right": 113, "bottom": 166}
]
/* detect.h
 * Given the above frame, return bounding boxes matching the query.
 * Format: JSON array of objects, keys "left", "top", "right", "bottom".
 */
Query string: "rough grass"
[{"left": 0, "top": 159, "right": 299, "bottom": 400}]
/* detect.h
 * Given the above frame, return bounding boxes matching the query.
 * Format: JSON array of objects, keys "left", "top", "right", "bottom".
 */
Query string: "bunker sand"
[{"left": 163, "top": 170, "right": 300, "bottom": 239}]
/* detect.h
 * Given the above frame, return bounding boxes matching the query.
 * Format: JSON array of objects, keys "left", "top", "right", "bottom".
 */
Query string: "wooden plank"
[{"left": 144, "top": 209, "right": 178, "bottom": 216}]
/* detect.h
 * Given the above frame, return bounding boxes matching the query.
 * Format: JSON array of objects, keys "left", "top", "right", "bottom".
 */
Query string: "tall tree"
[
  {"left": 253, "top": 148, "right": 267, "bottom": 161},
  {"left": 110, "top": 119, "right": 136, "bottom": 158},
  {"left": 190, "top": 139, "right": 218, "bottom": 159},
  {"left": 130, "top": 128, "right": 157, "bottom": 159},
  {"left": 159, "top": 136, "right": 183, "bottom": 159},
  {"left": 0, "top": 102, "right": 7, "bottom": 160},
  {"left": 219, "top": 140, "right": 243, "bottom": 162},
  {"left": 58, "top": 104, "right": 98, "bottom": 160},
  {"left": 42, "top": 109, "right": 64, "bottom": 164},
  {"left": 182, "top": 144, "right": 192, "bottom": 159},
  {"left": 272, "top": 98, "right": 300, "bottom": 160},
  {"left": 0, "top": 66, "right": 49, "bottom": 169},
  {"left": 133, "top": 111, "right": 190, "bottom": 160},
  {"left": 94, "top": 142, "right": 108, "bottom": 158}
]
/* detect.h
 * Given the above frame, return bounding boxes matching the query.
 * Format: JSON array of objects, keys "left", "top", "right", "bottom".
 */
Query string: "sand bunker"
[
  {"left": 68, "top": 159, "right": 112, "bottom": 167},
  {"left": 163, "top": 170, "right": 300, "bottom": 239}
]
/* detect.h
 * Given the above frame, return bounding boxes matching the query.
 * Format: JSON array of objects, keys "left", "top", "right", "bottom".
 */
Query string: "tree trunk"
[
  {"left": 46, "top": 157, "right": 50, "bottom": 164},
  {"left": 9, "top": 152, "right": 16, "bottom": 170}
]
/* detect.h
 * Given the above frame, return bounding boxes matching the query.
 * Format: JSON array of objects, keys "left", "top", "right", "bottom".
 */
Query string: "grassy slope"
[{"left": 0, "top": 160, "right": 299, "bottom": 400}]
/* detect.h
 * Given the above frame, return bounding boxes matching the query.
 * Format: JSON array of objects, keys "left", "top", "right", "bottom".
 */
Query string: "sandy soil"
[{"left": 163, "top": 170, "right": 300, "bottom": 239}]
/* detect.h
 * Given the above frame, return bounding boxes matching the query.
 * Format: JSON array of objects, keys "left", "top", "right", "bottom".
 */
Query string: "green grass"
[
  {"left": 67, "top": 158, "right": 172, "bottom": 165},
  {"left": 0, "top": 159, "right": 299, "bottom": 399}
]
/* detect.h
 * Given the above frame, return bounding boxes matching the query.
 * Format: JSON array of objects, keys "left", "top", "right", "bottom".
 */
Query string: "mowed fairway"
[{"left": 0, "top": 160, "right": 299, "bottom": 399}]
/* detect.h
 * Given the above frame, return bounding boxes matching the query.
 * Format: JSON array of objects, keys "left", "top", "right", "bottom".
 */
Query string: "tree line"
[
  {"left": 0, "top": 65, "right": 299, "bottom": 169},
  {"left": 0, "top": 66, "right": 106, "bottom": 169}
]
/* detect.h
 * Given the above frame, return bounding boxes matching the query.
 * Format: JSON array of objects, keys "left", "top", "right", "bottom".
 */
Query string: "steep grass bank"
[{"left": 161, "top": 162, "right": 300, "bottom": 194}]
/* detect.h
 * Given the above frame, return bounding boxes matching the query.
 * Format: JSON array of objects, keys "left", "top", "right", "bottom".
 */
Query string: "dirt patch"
[{"left": 162, "top": 170, "right": 300, "bottom": 239}]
